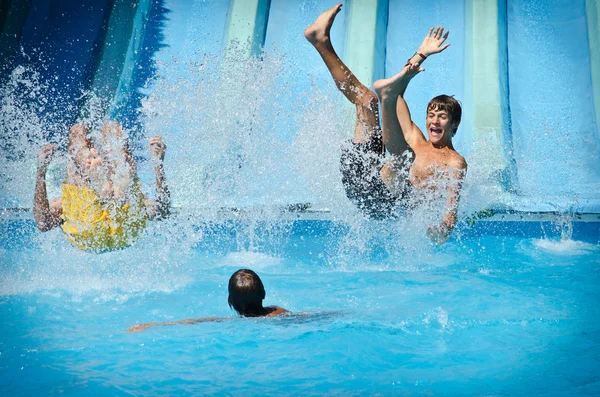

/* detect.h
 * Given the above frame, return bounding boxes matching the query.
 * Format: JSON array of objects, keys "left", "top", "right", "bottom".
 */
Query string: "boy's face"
[{"left": 426, "top": 108, "right": 453, "bottom": 145}]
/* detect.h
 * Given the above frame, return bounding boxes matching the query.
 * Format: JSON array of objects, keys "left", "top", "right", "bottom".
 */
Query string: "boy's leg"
[
  {"left": 306, "top": 4, "right": 400, "bottom": 217},
  {"left": 100, "top": 121, "right": 135, "bottom": 201},
  {"left": 374, "top": 70, "right": 415, "bottom": 196},
  {"left": 66, "top": 124, "right": 102, "bottom": 188},
  {"left": 304, "top": 3, "right": 382, "bottom": 147},
  {"left": 374, "top": 70, "right": 412, "bottom": 157}
]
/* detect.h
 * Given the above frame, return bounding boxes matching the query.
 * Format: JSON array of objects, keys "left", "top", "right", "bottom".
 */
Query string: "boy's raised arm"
[
  {"left": 395, "top": 27, "right": 452, "bottom": 148},
  {"left": 33, "top": 144, "right": 62, "bottom": 232},
  {"left": 145, "top": 136, "right": 170, "bottom": 220}
]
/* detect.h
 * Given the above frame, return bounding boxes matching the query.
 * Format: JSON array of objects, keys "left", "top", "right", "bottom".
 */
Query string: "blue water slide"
[
  {"left": 8, "top": 0, "right": 113, "bottom": 135},
  {"left": 143, "top": 0, "right": 229, "bottom": 63},
  {"left": 507, "top": 0, "right": 600, "bottom": 211},
  {"left": 2, "top": 0, "right": 600, "bottom": 212},
  {"left": 123, "top": 0, "right": 229, "bottom": 132}
]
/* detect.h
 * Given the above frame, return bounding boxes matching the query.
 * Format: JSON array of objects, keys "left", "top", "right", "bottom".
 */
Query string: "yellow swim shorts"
[{"left": 61, "top": 181, "right": 148, "bottom": 252}]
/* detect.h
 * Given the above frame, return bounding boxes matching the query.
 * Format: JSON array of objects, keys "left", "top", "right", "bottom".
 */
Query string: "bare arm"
[
  {"left": 127, "top": 306, "right": 293, "bottom": 332},
  {"left": 427, "top": 159, "right": 467, "bottom": 244},
  {"left": 396, "top": 73, "right": 426, "bottom": 149},
  {"left": 33, "top": 145, "right": 62, "bottom": 231},
  {"left": 396, "top": 27, "right": 451, "bottom": 149},
  {"left": 145, "top": 136, "right": 170, "bottom": 220},
  {"left": 127, "top": 316, "right": 226, "bottom": 332}
]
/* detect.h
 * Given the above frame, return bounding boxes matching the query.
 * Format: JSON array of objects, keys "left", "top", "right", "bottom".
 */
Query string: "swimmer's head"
[
  {"left": 427, "top": 95, "right": 462, "bottom": 138},
  {"left": 228, "top": 269, "right": 266, "bottom": 317}
]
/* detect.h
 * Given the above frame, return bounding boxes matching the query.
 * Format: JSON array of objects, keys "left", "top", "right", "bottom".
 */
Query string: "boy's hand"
[
  {"left": 123, "top": 152, "right": 137, "bottom": 173},
  {"left": 149, "top": 136, "right": 166, "bottom": 163},
  {"left": 418, "top": 26, "right": 450, "bottom": 57},
  {"left": 127, "top": 323, "right": 154, "bottom": 333},
  {"left": 426, "top": 223, "right": 450, "bottom": 245},
  {"left": 37, "top": 144, "right": 57, "bottom": 171}
]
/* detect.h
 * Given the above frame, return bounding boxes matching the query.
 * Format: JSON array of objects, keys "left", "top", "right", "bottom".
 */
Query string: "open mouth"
[{"left": 430, "top": 127, "right": 443, "bottom": 136}]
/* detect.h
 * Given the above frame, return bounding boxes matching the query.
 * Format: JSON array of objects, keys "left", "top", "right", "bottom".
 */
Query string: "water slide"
[
  {"left": 506, "top": 0, "right": 600, "bottom": 211},
  {"left": 1, "top": 0, "right": 599, "bottom": 213}
]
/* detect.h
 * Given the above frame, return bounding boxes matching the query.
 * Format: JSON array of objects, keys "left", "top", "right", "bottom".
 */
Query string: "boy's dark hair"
[
  {"left": 228, "top": 269, "right": 266, "bottom": 317},
  {"left": 427, "top": 95, "right": 462, "bottom": 137}
]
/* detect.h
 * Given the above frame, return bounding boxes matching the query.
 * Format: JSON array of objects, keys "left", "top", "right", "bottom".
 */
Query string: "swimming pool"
[
  {"left": 1, "top": 217, "right": 599, "bottom": 395},
  {"left": 2, "top": 0, "right": 600, "bottom": 395}
]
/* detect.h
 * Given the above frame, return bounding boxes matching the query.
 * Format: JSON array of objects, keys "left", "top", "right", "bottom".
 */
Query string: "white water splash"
[{"left": 533, "top": 238, "right": 598, "bottom": 256}]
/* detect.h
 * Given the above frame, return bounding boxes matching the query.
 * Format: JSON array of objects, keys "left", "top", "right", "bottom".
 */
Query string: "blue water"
[{"left": 1, "top": 220, "right": 599, "bottom": 395}]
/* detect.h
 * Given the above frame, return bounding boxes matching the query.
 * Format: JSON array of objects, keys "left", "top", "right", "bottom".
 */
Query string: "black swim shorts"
[{"left": 340, "top": 137, "right": 405, "bottom": 219}]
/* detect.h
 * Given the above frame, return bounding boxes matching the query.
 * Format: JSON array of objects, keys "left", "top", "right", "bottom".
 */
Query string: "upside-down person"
[
  {"left": 305, "top": 4, "right": 467, "bottom": 244},
  {"left": 34, "top": 121, "right": 170, "bottom": 252}
]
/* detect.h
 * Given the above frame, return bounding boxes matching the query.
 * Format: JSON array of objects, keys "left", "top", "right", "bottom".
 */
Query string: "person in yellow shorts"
[{"left": 33, "top": 121, "right": 170, "bottom": 252}]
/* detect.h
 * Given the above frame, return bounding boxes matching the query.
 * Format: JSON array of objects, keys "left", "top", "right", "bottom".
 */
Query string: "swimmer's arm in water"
[
  {"left": 427, "top": 158, "right": 467, "bottom": 244},
  {"left": 33, "top": 144, "right": 63, "bottom": 232},
  {"left": 127, "top": 307, "right": 290, "bottom": 332},
  {"left": 145, "top": 136, "right": 171, "bottom": 220},
  {"left": 127, "top": 316, "right": 226, "bottom": 332}
]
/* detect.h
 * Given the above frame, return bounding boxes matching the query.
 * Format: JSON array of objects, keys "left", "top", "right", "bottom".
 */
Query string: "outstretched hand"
[
  {"left": 149, "top": 136, "right": 166, "bottom": 163},
  {"left": 418, "top": 26, "right": 450, "bottom": 57},
  {"left": 37, "top": 144, "right": 57, "bottom": 171}
]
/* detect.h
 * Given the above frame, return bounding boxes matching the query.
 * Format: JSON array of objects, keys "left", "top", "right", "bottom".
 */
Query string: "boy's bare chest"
[{"left": 408, "top": 149, "right": 454, "bottom": 186}]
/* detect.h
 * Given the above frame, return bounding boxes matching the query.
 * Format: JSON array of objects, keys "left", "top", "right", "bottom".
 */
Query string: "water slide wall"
[{"left": 1, "top": 0, "right": 599, "bottom": 212}]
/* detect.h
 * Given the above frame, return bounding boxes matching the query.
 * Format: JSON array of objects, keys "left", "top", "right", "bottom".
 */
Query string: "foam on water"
[
  {"left": 0, "top": 238, "right": 195, "bottom": 299},
  {"left": 532, "top": 238, "right": 598, "bottom": 256},
  {"left": 531, "top": 214, "right": 599, "bottom": 256}
]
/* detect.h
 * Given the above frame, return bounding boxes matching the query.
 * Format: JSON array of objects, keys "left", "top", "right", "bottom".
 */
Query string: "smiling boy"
[
  {"left": 374, "top": 47, "right": 467, "bottom": 244},
  {"left": 305, "top": 4, "right": 466, "bottom": 243}
]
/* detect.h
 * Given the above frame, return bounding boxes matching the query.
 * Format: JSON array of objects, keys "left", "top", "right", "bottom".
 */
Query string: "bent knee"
[
  {"left": 101, "top": 121, "right": 122, "bottom": 137},
  {"left": 357, "top": 90, "right": 379, "bottom": 112},
  {"left": 68, "top": 124, "right": 89, "bottom": 147},
  {"left": 102, "top": 120, "right": 121, "bottom": 130},
  {"left": 69, "top": 124, "right": 88, "bottom": 138}
]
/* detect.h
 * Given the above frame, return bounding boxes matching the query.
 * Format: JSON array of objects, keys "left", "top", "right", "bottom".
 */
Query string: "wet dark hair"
[
  {"left": 427, "top": 95, "right": 462, "bottom": 137},
  {"left": 228, "top": 269, "right": 267, "bottom": 317}
]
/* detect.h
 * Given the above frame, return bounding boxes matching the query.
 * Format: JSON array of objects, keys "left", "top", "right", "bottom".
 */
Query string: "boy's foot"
[
  {"left": 374, "top": 64, "right": 422, "bottom": 101},
  {"left": 304, "top": 3, "right": 342, "bottom": 45}
]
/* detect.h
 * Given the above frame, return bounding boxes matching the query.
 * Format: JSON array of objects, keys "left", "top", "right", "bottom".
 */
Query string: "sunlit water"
[{"left": 1, "top": 219, "right": 599, "bottom": 396}]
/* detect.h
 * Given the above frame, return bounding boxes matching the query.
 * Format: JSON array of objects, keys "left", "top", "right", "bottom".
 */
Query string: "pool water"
[{"left": 1, "top": 219, "right": 599, "bottom": 396}]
